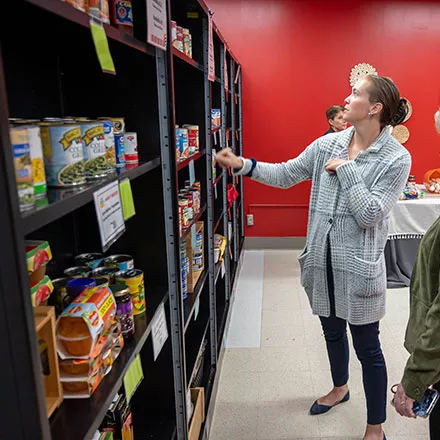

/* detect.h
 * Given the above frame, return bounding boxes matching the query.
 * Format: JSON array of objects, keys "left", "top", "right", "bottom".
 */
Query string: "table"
[{"left": 386, "top": 190, "right": 440, "bottom": 288}]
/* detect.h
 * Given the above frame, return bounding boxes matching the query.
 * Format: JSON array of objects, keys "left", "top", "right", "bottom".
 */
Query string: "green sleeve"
[{"left": 402, "top": 285, "right": 440, "bottom": 400}]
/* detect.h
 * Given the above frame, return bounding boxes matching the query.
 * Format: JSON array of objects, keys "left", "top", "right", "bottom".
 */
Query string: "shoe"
[{"left": 309, "top": 391, "right": 350, "bottom": 415}]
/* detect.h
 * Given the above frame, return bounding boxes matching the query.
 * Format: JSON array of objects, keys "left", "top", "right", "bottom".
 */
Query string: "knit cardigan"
[{"left": 235, "top": 127, "right": 411, "bottom": 325}]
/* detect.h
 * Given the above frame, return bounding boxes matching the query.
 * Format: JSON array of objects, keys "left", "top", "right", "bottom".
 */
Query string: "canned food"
[
  {"left": 74, "top": 253, "right": 104, "bottom": 270},
  {"left": 182, "top": 28, "right": 191, "bottom": 58},
  {"left": 26, "top": 125, "right": 47, "bottom": 199},
  {"left": 111, "top": 0, "right": 134, "bottom": 34},
  {"left": 80, "top": 121, "right": 114, "bottom": 179},
  {"left": 183, "top": 125, "right": 199, "bottom": 154},
  {"left": 10, "top": 127, "right": 35, "bottom": 211},
  {"left": 124, "top": 132, "right": 138, "bottom": 164},
  {"left": 171, "top": 21, "right": 177, "bottom": 47},
  {"left": 116, "top": 269, "right": 146, "bottom": 315},
  {"left": 92, "top": 277, "right": 109, "bottom": 287},
  {"left": 102, "top": 120, "right": 116, "bottom": 166},
  {"left": 193, "top": 252, "right": 203, "bottom": 270},
  {"left": 92, "top": 266, "right": 120, "bottom": 283},
  {"left": 89, "top": 0, "right": 110, "bottom": 23},
  {"left": 114, "top": 133, "right": 125, "bottom": 167},
  {"left": 111, "top": 283, "right": 135, "bottom": 339},
  {"left": 179, "top": 197, "right": 189, "bottom": 228},
  {"left": 175, "top": 127, "right": 181, "bottom": 162},
  {"left": 40, "top": 123, "right": 85, "bottom": 187},
  {"left": 48, "top": 277, "right": 72, "bottom": 316},
  {"left": 99, "top": 117, "right": 125, "bottom": 134},
  {"left": 176, "top": 26, "right": 184, "bottom": 52},
  {"left": 65, "top": 0, "right": 86, "bottom": 12},
  {"left": 181, "top": 191, "right": 193, "bottom": 220},
  {"left": 64, "top": 266, "right": 91, "bottom": 278},
  {"left": 177, "top": 128, "right": 189, "bottom": 159},
  {"left": 104, "top": 254, "right": 134, "bottom": 272}
]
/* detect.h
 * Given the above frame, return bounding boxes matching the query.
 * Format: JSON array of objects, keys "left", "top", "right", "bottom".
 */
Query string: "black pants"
[
  {"left": 322, "top": 239, "right": 387, "bottom": 425},
  {"left": 430, "top": 383, "right": 440, "bottom": 439}
]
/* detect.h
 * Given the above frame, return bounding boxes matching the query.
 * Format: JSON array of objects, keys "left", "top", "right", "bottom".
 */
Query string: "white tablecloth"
[{"left": 388, "top": 191, "right": 440, "bottom": 240}]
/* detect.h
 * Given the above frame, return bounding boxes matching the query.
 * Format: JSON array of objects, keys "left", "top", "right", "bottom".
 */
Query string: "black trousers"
[{"left": 430, "top": 383, "right": 440, "bottom": 439}]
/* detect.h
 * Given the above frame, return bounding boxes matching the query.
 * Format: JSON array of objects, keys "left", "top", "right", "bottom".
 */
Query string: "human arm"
[
  {"left": 214, "top": 140, "right": 320, "bottom": 189},
  {"left": 335, "top": 153, "right": 411, "bottom": 228}
]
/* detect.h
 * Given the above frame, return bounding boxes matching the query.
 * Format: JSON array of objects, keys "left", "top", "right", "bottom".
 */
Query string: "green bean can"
[
  {"left": 80, "top": 121, "right": 115, "bottom": 179},
  {"left": 10, "top": 126, "right": 35, "bottom": 211},
  {"left": 40, "top": 123, "right": 86, "bottom": 187}
]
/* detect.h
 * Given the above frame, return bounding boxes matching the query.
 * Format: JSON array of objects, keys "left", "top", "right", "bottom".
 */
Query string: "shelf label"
[
  {"left": 224, "top": 45, "right": 229, "bottom": 96},
  {"left": 93, "top": 181, "right": 125, "bottom": 252},
  {"left": 191, "top": 223, "right": 197, "bottom": 251},
  {"left": 208, "top": 12, "right": 215, "bottom": 81},
  {"left": 123, "top": 355, "right": 144, "bottom": 402},
  {"left": 194, "top": 297, "right": 200, "bottom": 321},
  {"left": 119, "top": 178, "right": 136, "bottom": 221},
  {"left": 147, "top": 0, "right": 167, "bottom": 50},
  {"left": 152, "top": 303, "right": 169, "bottom": 361},
  {"left": 90, "top": 19, "right": 116, "bottom": 74},
  {"left": 221, "top": 261, "right": 225, "bottom": 279},
  {"left": 189, "top": 161, "right": 195, "bottom": 185}
]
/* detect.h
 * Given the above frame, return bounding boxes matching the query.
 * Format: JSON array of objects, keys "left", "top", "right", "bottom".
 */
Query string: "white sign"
[
  {"left": 221, "top": 261, "right": 225, "bottom": 279},
  {"left": 152, "top": 303, "right": 169, "bottom": 361},
  {"left": 93, "top": 181, "right": 125, "bottom": 252},
  {"left": 208, "top": 13, "right": 215, "bottom": 81},
  {"left": 194, "top": 297, "right": 200, "bottom": 321},
  {"left": 147, "top": 0, "right": 167, "bottom": 50}
]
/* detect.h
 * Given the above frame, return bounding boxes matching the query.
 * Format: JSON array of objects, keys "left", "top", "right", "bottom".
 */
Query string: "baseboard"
[{"left": 244, "top": 237, "right": 306, "bottom": 250}]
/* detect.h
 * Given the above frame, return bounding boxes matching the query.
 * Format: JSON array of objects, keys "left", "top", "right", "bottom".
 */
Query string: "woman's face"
[
  {"left": 343, "top": 78, "right": 377, "bottom": 125},
  {"left": 435, "top": 109, "right": 440, "bottom": 134}
]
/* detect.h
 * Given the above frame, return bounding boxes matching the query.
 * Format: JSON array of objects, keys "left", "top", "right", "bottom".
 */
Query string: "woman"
[
  {"left": 215, "top": 74, "right": 411, "bottom": 440},
  {"left": 393, "top": 109, "right": 440, "bottom": 439}
]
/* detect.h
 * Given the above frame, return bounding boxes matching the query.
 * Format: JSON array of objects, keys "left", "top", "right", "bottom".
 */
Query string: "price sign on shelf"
[
  {"left": 152, "top": 303, "right": 169, "bottom": 361},
  {"left": 93, "top": 181, "right": 125, "bottom": 252},
  {"left": 123, "top": 355, "right": 144, "bottom": 402},
  {"left": 147, "top": 0, "right": 167, "bottom": 50}
]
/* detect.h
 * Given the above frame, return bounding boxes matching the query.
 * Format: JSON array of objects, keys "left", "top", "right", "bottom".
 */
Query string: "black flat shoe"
[{"left": 309, "top": 391, "right": 350, "bottom": 415}]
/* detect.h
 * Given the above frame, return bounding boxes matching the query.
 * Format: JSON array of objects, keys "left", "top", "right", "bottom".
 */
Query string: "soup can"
[
  {"left": 92, "top": 277, "right": 110, "bottom": 288},
  {"left": 24, "top": 125, "right": 47, "bottom": 199},
  {"left": 48, "top": 277, "right": 72, "bottom": 316},
  {"left": 91, "top": 266, "right": 120, "bottom": 283},
  {"left": 102, "top": 120, "right": 117, "bottom": 166},
  {"left": 64, "top": 266, "right": 91, "bottom": 278},
  {"left": 40, "top": 123, "right": 85, "bottom": 187},
  {"left": 111, "top": 283, "right": 135, "bottom": 339},
  {"left": 115, "top": 269, "right": 145, "bottom": 315},
  {"left": 104, "top": 254, "right": 134, "bottom": 272},
  {"left": 74, "top": 253, "right": 104, "bottom": 270}
]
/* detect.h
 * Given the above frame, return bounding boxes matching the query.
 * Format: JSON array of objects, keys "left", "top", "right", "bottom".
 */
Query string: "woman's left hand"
[
  {"left": 394, "top": 383, "right": 416, "bottom": 418},
  {"left": 325, "top": 159, "right": 349, "bottom": 174}
]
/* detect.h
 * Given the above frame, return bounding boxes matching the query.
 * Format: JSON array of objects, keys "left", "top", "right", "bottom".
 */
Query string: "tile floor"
[{"left": 209, "top": 250, "right": 429, "bottom": 440}]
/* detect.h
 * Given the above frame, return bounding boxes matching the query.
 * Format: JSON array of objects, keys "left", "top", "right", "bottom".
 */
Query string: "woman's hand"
[
  {"left": 325, "top": 159, "right": 349, "bottom": 174},
  {"left": 214, "top": 148, "right": 244, "bottom": 170},
  {"left": 393, "top": 383, "right": 416, "bottom": 418}
]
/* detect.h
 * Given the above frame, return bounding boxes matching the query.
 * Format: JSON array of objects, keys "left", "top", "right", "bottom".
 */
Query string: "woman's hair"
[{"left": 365, "top": 75, "right": 408, "bottom": 128}]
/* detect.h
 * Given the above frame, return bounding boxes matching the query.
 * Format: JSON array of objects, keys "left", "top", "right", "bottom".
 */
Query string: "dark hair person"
[
  {"left": 215, "top": 75, "right": 411, "bottom": 440},
  {"left": 393, "top": 108, "right": 440, "bottom": 439},
  {"left": 324, "top": 105, "right": 347, "bottom": 134}
]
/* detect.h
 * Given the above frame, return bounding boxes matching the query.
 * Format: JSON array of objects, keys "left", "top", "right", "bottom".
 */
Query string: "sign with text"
[
  {"left": 208, "top": 13, "right": 215, "bottom": 81},
  {"left": 152, "top": 303, "right": 169, "bottom": 361},
  {"left": 93, "top": 181, "right": 125, "bottom": 252},
  {"left": 147, "top": 0, "right": 167, "bottom": 50}
]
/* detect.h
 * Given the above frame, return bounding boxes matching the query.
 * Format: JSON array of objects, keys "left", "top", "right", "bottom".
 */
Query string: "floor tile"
[
  {"left": 259, "top": 370, "right": 314, "bottom": 402},
  {"left": 259, "top": 346, "right": 311, "bottom": 372}
]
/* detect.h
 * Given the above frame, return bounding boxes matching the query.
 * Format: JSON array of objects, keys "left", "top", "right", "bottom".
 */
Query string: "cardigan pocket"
[
  {"left": 298, "top": 248, "right": 313, "bottom": 292},
  {"left": 350, "top": 255, "right": 386, "bottom": 297}
]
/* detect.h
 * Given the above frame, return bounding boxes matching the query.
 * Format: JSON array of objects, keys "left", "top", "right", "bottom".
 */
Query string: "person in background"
[
  {"left": 324, "top": 105, "right": 347, "bottom": 135},
  {"left": 393, "top": 108, "right": 440, "bottom": 439},
  {"left": 214, "top": 75, "right": 411, "bottom": 440}
]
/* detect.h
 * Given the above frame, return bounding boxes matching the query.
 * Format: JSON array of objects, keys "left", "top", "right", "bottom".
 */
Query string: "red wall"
[{"left": 208, "top": 0, "right": 440, "bottom": 237}]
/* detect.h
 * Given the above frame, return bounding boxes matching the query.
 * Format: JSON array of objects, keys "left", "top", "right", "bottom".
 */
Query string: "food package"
[
  {"left": 31, "top": 276, "right": 54, "bottom": 307},
  {"left": 100, "top": 393, "right": 134, "bottom": 439},
  {"left": 26, "top": 240, "right": 52, "bottom": 282},
  {"left": 60, "top": 323, "right": 123, "bottom": 398},
  {"left": 214, "top": 234, "right": 227, "bottom": 262},
  {"left": 88, "top": 0, "right": 110, "bottom": 23},
  {"left": 424, "top": 169, "right": 440, "bottom": 194},
  {"left": 56, "top": 286, "right": 116, "bottom": 359},
  {"left": 65, "top": 0, "right": 87, "bottom": 12}
]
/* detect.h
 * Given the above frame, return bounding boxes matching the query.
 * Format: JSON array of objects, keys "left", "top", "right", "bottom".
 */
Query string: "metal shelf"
[
  {"left": 183, "top": 270, "right": 209, "bottom": 331},
  {"left": 22, "top": 157, "right": 161, "bottom": 235},
  {"left": 212, "top": 171, "right": 224, "bottom": 187},
  {"left": 177, "top": 150, "right": 205, "bottom": 171},
  {"left": 180, "top": 204, "right": 207, "bottom": 243},
  {"left": 172, "top": 47, "right": 203, "bottom": 71},
  {"left": 50, "top": 288, "right": 169, "bottom": 440},
  {"left": 214, "top": 209, "right": 225, "bottom": 233},
  {"left": 24, "top": 0, "right": 155, "bottom": 56},
  {"left": 188, "top": 320, "right": 209, "bottom": 387}
]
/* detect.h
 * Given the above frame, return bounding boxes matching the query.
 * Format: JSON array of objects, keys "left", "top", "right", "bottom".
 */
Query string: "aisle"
[{"left": 210, "top": 250, "right": 429, "bottom": 440}]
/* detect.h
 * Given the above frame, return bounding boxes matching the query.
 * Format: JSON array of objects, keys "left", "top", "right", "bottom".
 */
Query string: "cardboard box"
[{"left": 188, "top": 388, "right": 205, "bottom": 440}]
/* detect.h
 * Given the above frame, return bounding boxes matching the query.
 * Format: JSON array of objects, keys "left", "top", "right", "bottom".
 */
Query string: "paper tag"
[
  {"left": 213, "top": 131, "right": 218, "bottom": 145},
  {"left": 194, "top": 297, "right": 200, "bottom": 321},
  {"left": 234, "top": 64, "right": 241, "bottom": 84},
  {"left": 208, "top": 13, "right": 215, "bottom": 81},
  {"left": 191, "top": 223, "right": 197, "bottom": 251},
  {"left": 189, "top": 161, "right": 195, "bottom": 185},
  {"left": 152, "top": 303, "right": 169, "bottom": 361},
  {"left": 123, "top": 355, "right": 144, "bottom": 402},
  {"left": 119, "top": 178, "right": 136, "bottom": 221},
  {"left": 214, "top": 185, "right": 218, "bottom": 200},
  {"left": 186, "top": 388, "right": 194, "bottom": 420},
  {"left": 146, "top": 0, "right": 167, "bottom": 50},
  {"left": 90, "top": 19, "right": 116, "bottom": 74},
  {"left": 221, "top": 261, "right": 225, "bottom": 278},
  {"left": 93, "top": 181, "right": 125, "bottom": 252},
  {"left": 224, "top": 45, "right": 229, "bottom": 96}
]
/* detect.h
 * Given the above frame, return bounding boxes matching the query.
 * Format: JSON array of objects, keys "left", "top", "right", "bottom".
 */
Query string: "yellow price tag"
[{"left": 90, "top": 19, "right": 116, "bottom": 74}]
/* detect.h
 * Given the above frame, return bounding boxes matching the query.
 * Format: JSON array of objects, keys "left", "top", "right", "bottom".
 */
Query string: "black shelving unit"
[{"left": 0, "top": 1, "right": 244, "bottom": 439}]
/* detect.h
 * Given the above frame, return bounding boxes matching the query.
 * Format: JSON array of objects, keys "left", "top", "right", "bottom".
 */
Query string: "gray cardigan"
[{"left": 235, "top": 127, "right": 411, "bottom": 325}]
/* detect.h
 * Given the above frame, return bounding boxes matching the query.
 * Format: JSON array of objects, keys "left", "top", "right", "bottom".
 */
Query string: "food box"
[
  {"left": 31, "top": 276, "right": 54, "bottom": 307},
  {"left": 56, "top": 286, "right": 116, "bottom": 359},
  {"left": 26, "top": 240, "right": 52, "bottom": 275}
]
